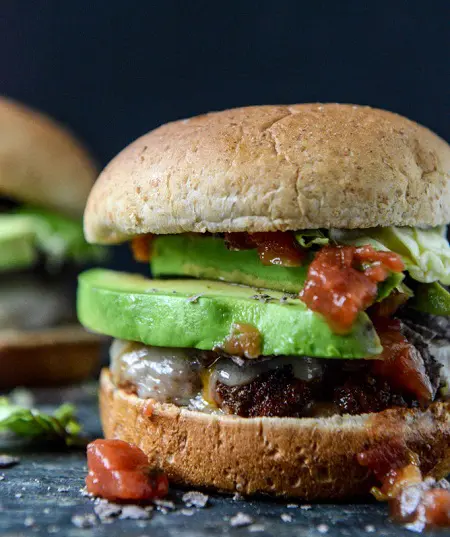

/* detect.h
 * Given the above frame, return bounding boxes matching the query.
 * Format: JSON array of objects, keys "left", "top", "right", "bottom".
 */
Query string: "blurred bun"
[{"left": 0, "top": 96, "right": 98, "bottom": 217}]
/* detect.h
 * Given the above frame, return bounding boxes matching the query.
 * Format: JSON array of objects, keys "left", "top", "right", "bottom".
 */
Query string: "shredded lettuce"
[
  {"left": 2, "top": 207, "right": 106, "bottom": 271},
  {"left": 329, "top": 226, "right": 450, "bottom": 285},
  {"left": 0, "top": 398, "right": 85, "bottom": 446},
  {"left": 295, "top": 230, "right": 329, "bottom": 248}
]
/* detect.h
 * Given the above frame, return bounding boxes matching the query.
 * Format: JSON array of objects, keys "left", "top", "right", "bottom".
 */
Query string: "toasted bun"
[
  {"left": 100, "top": 369, "right": 450, "bottom": 499},
  {"left": 0, "top": 325, "right": 103, "bottom": 388},
  {"left": 0, "top": 96, "right": 98, "bottom": 217},
  {"left": 85, "top": 104, "right": 450, "bottom": 244}
]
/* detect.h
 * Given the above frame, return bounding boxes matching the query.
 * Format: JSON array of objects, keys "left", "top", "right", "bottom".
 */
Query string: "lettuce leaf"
[
  {"left": 330, "top": 226, "right": 450, "bottom": 285},
  {"left": 0, "top": 398, "right": 86, "bottom": 446},
  {"left": 410, "top": 282, "right": 450, "bottom": 316}
]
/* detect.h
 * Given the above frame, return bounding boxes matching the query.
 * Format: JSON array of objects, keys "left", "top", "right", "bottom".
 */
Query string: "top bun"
[
  {"left": 0, "top": 97, "right": 98, "bottom": 218},
  {"left": 84, "top": 104, "right": 450, "bottom": 244}
]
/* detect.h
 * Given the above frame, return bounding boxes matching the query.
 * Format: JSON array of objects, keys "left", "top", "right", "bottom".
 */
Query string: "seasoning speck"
[
  {"left": 0, "top": 454, "right": 20, "bottom": 468},
  {"left": 281, "top": 513, "right": 293, "bottom": 522},
  {"left": 71, "top": 514, "right": 97, "bottom": 529},
  {"left": 229, "top": 512, "right": 254, "bottom": 527},
  {"left": 182, "top": 491, "right": 209, "bottom": 508},
  {"left": 317, "top": 524, "right": 329, "bottom": 533},
  {"left": 251, "top": 293, "right": 274, "bottom": 304}
]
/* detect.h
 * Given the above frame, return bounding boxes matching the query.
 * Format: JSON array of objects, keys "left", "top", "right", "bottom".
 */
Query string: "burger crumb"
[
  {"left": 230, "top": 512, "right": 254, "bottom": 527},
  {"left": 24, "top": 517, "right": 35, "bottom": 527},
  {"left": 153, "top": 499, "right": 176, "bottom": 511},
  {"left": 248, "top": 523, "right": 266, "bottom": 532},
  {"left": 71, "top": 514, "right": 97, "bottom": 528},
  {"left": 93, "top": 499, "right": 122, "bottom": 522},
  {"left": 287, "top": 503, "right": 298, "bottom": 509},
  {"left": 317, "top": 523, "right": 329, "bottom": 533},
  {"left": 281, "top": 513, "right": 293, "bottom": 522},
  {"left": 181, "top": 508, "right": 195, "bottom": 516},
  {"left": 182, "top": 491, "right": 209, "bottom": 508},
  {"left": 0, "top": 454, "right": 20, "bottom": 468},
  {"left": 233, "top": 492, "right": 245, "bottom": 501},
  {"left": 119, "top": 505, "right": 153, "bottom": 520},
  {"left": 300, "top": 504, "right": 312, "bottom": 510},
  {"left": 365, "top": 525, "right": 376, "bottom": 533}
]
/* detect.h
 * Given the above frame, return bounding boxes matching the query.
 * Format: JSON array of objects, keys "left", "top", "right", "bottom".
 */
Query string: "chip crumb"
[
  {"left": 317, "top": 524, "right": 329, "bottom": 533},
  {"left": 24, "top": 517, "right": 35, "bottom": 527},
  {"left": 119, "top": 505, "right": 153, "bottom": 520},
  {"left": 0, "top": 454, "right": 20, "bottom": 468},
  {"left": 248, "top": 523, "right": 266, "bottom": 532},
  {"left": 181, "top": 508, "right": 195, "bottom": 516},
  {"left": 281, "top": 513, "right": 293, "bottom": 522},
  {"left": 182, "top": 491, "right": 209, "bottom": 508},
  {"left": 230, "top": 512, "right": 254, "bottom": 527},
  {"left": 365, "top": 525, "right": 376, "bottom": 533},
  {"left": 71, "top": 514, "right": 97, "bottom": 529}
]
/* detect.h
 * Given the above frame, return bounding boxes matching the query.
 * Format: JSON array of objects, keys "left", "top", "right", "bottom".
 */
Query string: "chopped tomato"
[
  {"left": 224, "top": 231, "right": 305, "bottom": 266},
  {"left": 372, "top": 319, "right": 433, "bottom": 404},
  {"left": 300, "top": 245, "right": 404, "bottom": 334},
  {"left": 131, "top": 234, "right": 154, "bottom": 262},
  {"left": 86, "top": 439, "right": 168, "bottom": 502},
  {"left": 358, "top": 443, "right": 450, "bottom": 530}
]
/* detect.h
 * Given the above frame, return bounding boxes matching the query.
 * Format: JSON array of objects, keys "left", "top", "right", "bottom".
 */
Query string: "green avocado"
[
  {"left": 0, "top": 215, "right": 38, "bottom": 271},
  {"left": 77, "top": 269, "right": 382, "bottom": 358},
  {"left": 151, "top": 235, "right": 309, "bottom": 293},
  {"left": 410, "top": 282, "right": 450, "bottom": 316}
]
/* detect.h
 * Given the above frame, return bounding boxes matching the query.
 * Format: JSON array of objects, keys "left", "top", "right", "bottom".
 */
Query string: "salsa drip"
[
  {"left": 131, "top": 234, "right": 154, "bottom": 263},
  {"left": 86, "top": 439, "right": 168, "bottom": 502},
  {"left": 358, "top": 442, "right": 450, "bottom": 531},
  {"left": 224, "top": 231, "right": 305, "bottom": 266},
  {"left": 300, "top": 245, "right": 404, "bottom": 334},
  {"left": 372, "top": 319, "right": 433, "bottom": 404},
  {"left": 218, "top": 322, "right": 262, "bottom": 359}
]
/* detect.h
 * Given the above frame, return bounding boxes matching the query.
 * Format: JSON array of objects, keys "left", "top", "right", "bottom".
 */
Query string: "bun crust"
[
  {"left": 0, "top": 325, "right": 103, "bottom": 388},
  {"left": 0, "top": 97, "right": 98, "bottom": 217},
  {"left": 85, "top": 104, "right": 450, "bottom": 244},
  {"left": 100, "top": 370, "right": 450, "bottom": 499}
]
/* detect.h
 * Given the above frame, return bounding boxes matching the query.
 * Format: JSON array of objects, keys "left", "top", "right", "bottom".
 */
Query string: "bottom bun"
[
  {"left": 100, "top": 369, "right": 450, "bottom": 499},
  {"left": 0, "top": 325, "right": 103, "bottom": 388}
]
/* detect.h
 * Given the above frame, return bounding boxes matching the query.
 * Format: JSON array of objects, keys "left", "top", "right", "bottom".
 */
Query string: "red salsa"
[
  {"left": 358, "top": 443, "right": 450, "bottom": 531},
  {"left": 225, "top": 231, "right": 305, "bottom": 266},
  {"left": 299, "top": 245, "right": 404, "bottom": 333},
  {"left": 86, "top": 439, "right": 168, "bottom": 502}
]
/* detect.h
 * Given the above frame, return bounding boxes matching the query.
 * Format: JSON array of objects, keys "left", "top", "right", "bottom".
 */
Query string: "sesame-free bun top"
[
  {"left": 0, "top": 96, "right": 98, "bottom": 218},
  {"left": 85, "top": 104, "right": 450, "bottom": 244}
]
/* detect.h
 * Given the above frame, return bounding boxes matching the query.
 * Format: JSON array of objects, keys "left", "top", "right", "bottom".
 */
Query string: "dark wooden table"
[{"left": 0, "top": 384, "right": 444, "bottom": 537}]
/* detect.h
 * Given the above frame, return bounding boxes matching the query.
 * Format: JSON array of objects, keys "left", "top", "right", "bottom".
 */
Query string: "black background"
[
  {"left": 0, "top": 0, "right": 448, "bottom": 165},
  {"left": 0, "top": 1, "right": 448, "bottom": 268}
]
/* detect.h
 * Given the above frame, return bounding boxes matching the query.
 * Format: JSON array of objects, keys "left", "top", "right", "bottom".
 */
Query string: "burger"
[
  {"left": 0, "top": 97, "right": 104, "bottom": 388},
  {"left": 78, "top": 104, "right": 450, "bottom": 499}
]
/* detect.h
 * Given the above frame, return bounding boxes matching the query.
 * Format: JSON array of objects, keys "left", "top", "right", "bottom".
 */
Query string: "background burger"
[
  {"left": 78, "top": 104, "right": 450, "bottom": 499},
  {"left": 0, "top": 97, "right": 104, "bottom": 388}
]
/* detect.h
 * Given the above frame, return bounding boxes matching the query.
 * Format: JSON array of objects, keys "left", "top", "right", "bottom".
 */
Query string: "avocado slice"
[
  {"left": 78, "top": 269, "right": 382, "bottom": 358},
  {"left": 410, "top": 282, "right": 450, "bottom": 316},
  {"left": 152, "top": 235, "right": 309, "bottom": 293},
  {"left": 0, "top": 215, "right": 37, "bottom": 271}
]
